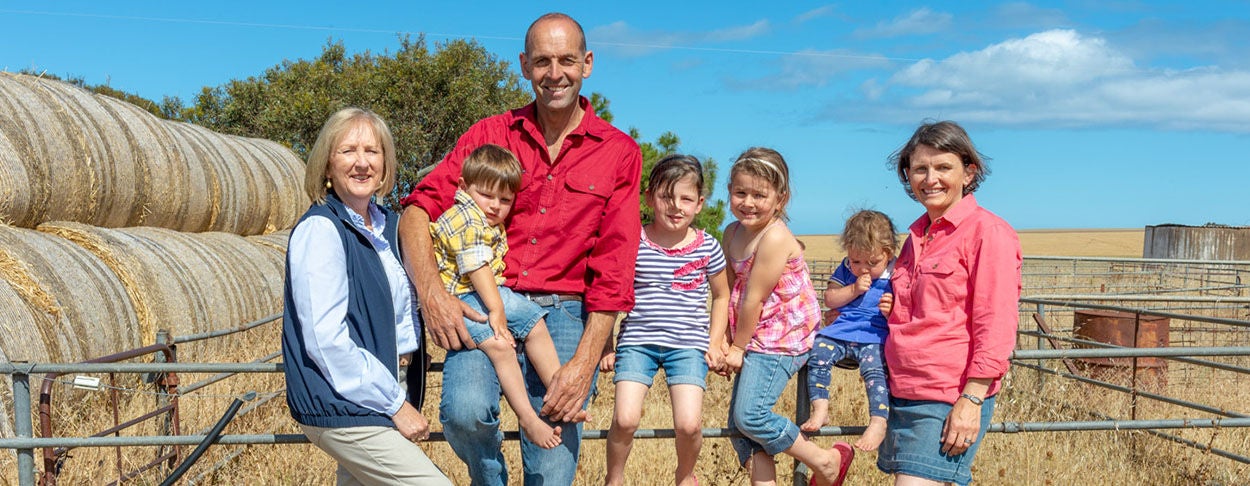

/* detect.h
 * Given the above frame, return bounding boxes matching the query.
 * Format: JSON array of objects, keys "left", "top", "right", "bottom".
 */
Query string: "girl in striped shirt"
[{"left": 600, "top": 154, "right": 728, "bottom": 486}]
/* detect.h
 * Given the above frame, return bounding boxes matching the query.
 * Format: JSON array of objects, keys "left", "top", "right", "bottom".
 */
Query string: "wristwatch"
[{"left": 959, "top": 393, "right": 984, "bottom": 406}]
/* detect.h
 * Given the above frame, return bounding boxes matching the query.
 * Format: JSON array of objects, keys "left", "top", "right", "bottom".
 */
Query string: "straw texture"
[{"left": 0, "top": 72, "right": 308, "bottom": 234}]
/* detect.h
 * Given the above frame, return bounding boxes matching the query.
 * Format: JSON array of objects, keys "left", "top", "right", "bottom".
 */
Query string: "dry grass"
[
  {"left": 799, "top": 228, "right": 1145, "bottom": 261},
  {"left": 8, "top": 228, "right": 1249, "bottom": 485}
]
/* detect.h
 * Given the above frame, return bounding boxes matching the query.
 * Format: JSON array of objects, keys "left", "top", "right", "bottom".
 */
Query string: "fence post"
[
  {"left": 793, "top": 365, "right": 811, "bottom": 486},
  {"left": 154, "top": 330, "right": 172, "bottom": 476},
  {"left": 12, "top": 359, "right": 36, "bottom": 486}
]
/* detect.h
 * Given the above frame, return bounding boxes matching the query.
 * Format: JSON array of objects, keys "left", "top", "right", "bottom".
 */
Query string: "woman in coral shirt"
[{"left": 876, "top": 121, "right": 1022, "bottom": 486}]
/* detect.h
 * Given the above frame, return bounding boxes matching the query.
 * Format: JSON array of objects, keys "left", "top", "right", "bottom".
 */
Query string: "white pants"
[{"left": 301, "top": 424, "right": 450, "bottom": 485}]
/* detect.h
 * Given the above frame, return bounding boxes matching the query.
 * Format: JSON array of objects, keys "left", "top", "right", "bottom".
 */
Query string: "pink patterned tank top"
[{"left": 727, "top": 224, "right": 820, "bottom": 355}]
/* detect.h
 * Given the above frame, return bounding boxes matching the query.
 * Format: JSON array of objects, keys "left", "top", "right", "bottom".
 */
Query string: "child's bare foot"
[
  {"left": 801, "top": 400, "right": 830, "bottom": 432},
  {"left": 854, "top": 416, "right": 887, "bottom": 451},
  {"left": 520, "top": 417, "right": 563, "bottom": 449}
]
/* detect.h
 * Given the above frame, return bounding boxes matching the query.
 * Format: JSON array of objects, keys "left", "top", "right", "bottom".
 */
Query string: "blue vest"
[{"left": 281, "top": 193, "right": 427, "bottom": 428}]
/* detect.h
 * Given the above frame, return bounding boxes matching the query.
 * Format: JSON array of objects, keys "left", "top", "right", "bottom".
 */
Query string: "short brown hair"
[
  {"left": 461, "top": 144, "right": 521, "bottom": 193},
  {"left": 888, "top": 120, "right": 990, "bottom": 202}
]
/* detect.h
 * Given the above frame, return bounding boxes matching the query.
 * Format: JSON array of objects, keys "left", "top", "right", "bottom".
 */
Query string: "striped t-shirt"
[{"left": 618, "top": 228, "right": 726, "bottom": 352}]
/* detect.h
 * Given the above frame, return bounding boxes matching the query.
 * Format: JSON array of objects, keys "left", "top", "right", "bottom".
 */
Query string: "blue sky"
[{"left": 3, "top": 2, "right": 1247, "bottom": 234}]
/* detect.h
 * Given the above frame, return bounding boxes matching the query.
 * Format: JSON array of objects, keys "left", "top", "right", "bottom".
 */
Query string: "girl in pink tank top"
[{"left": 720, "top": 147, "right": 854, "bottom": 486}]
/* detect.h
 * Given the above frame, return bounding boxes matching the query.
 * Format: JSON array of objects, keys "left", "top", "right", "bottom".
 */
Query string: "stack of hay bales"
[
  {"left": 0, "top": 73, "right": 310, "bottom": 437},
  {"left": 0, "top": 72, "right": 308, "bottom": 234}
]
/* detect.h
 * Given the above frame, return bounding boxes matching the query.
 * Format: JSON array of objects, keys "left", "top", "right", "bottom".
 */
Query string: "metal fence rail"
[{"left": 6, "top": 256, "right": 1250, "bottom": 485}]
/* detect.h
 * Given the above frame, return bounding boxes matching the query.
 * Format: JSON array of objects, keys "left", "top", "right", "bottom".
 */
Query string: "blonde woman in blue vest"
[{"left": 281, "top": 107, "right": 450, "bottom": 485}]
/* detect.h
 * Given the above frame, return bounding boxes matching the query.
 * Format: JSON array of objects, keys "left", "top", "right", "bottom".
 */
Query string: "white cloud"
[
  {"left": 706, "top": 20, "right": 771, "bottom": 42},
  {"left": 853, "top": 7, "right": 952, "bottom": 39},
  {"left": 795, "top": 6, "right": 835, "bottom": 24},
  {"left": 839, "top": 29, "right": 1250, "bottom": 132},
  {"left": 587, "top": 20, "right": 771, "bottom": 57},
  {"left": 729, "top": 49, "right": 893, "bottom": 91}
]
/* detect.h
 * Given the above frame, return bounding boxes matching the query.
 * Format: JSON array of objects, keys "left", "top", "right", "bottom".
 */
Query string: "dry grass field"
[
  {"left": 799, "top": 228, "right": 1145, "bottom": 261},
  {"left": 12, "top": 228, "right": 1248, "bottom": 485}
]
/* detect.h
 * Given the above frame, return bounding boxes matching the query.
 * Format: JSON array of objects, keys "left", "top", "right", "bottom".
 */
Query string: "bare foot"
[
  {"left": 520, "top": 417, "right": 563, "bottom": 449},
  {"left": 801, "top": 400, "right": 830, "bottom": 432},
  {"left": 854, "top": 417, "right": 887, "bottom": 451}
]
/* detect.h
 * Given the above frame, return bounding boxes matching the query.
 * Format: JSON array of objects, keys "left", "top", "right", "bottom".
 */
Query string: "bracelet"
[{"left": 959, "top": 393, "right": 985, "bottom": 406}]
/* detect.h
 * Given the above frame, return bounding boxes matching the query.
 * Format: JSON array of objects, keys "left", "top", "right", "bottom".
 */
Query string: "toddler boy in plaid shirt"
[{"left": 430, "top": 144, "right": 567, "bottom": 448}]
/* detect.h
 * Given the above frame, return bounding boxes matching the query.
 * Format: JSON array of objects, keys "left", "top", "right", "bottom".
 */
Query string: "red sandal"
[{"left": 809, "top": 441, "right": 855, "bottom": 486}]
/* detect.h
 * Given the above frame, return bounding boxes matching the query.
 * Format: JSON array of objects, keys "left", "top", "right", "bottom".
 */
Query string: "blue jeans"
[
  {"left": 727, "top": 351, "right": 808, "bottom": 465},
  {"left": 807, "top": 336, "right": 890, "bottom": 418},
  {"left": 458, "top": 287, "right": 547, "bottom": 345},
  {"left": 439, "top": 299, "right": 594, "bottom": 486}
]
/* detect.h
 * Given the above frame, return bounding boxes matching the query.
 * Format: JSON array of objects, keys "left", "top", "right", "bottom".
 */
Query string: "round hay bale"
[
  {"left": 0, "top": 224, "right": 140, "bottom": 361},
  {"left": 24, "top": 76, "right": 142, "bottom": 228},
  {"left": 0, "top": 280, "right": 54, "bottom": 439},
  {"left": 235, "top": 138, "right": 308, "bottom": 233},
  {"left": 247, "top": 228, "right": 291, "bottom": 254},
  {"left": 37, "top": 223, "right": 283, "bottom": 359},
  {"left": 94, "top": 96, "right": 182, "bottom": 228},
  {"left": 0, "top": 73, "right": 69, "bottom": 227},
  {"left": 0, "top": 130, "right": 34, "bottom": 225}
]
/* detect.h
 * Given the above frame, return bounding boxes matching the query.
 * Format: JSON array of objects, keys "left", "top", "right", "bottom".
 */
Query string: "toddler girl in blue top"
[{"left": 802, "top": 209, "right": 898, "bottom": 452}]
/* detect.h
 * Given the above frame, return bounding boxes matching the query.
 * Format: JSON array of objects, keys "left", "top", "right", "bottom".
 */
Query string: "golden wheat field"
[{"left": 12, "top": 228, "right": 1250, "bottom": 485}]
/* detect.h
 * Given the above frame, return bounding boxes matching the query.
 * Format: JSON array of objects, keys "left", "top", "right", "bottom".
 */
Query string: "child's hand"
[
  {"left": 705, "top": 345, "right": 726, "bottom": 373},
  {"left": 878, "top": 292, "right": 894, "bottom": 316},
  {"left": 599, "top": 352, "right": 616, "bottom": 372},
  {"left": 854, "top": 272, "right": 873, "bottom": 295},
  {"left": 725, "top": 345, "right": 745, "bottom": 374},
  {"left": 488, "top": 312, "right": 514, "bottom": 347}
]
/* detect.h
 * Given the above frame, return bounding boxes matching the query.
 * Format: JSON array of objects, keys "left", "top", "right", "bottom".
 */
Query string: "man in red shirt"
[{"left": 398, "top": 12, "right": 642, "bottom": 485}]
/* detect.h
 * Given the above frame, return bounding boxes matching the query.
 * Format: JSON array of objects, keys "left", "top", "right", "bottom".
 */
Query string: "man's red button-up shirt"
[{"left": 402, "top": 97, "right": 642, "bottom": 313}]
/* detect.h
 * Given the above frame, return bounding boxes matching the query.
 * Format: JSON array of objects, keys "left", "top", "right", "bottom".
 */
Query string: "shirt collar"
[
  {"left": 337, "top": 197, "right": 389, "bottom": 249},
  {"left": 908, "top": 193, "right": 981, "bottom": 234},
  {"left": 453, "top": 189, "right": 497, "bottom": 227},
  {"left": 510, "top": 96, "right": 608, "bottom": 142}
]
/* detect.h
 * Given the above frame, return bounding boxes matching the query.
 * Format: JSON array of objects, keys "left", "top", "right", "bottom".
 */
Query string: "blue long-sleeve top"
[{"left": 287, "top": 201, "right": 419, "bottom": 416}]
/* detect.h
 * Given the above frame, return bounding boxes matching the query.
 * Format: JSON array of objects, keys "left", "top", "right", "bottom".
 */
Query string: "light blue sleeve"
[{"left": 289, "top": 216, "right": 405, "bottom": 417}]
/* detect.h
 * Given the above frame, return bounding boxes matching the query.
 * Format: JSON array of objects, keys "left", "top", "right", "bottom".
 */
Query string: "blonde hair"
[
  {"left": 303, "top": 107, "right": 398, "bottom": 204},
  {"left": 462, "top": 144, "right": 522, "bottom": 193},
  {"left": 729, "top": 147, "right": 792, "bottom": 221},
  {"left": 841, "top": 210, "right": 899, "bottom": 256}
]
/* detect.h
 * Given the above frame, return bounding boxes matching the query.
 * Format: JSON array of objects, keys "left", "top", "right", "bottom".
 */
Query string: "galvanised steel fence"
[{"left": 2, "top": 256, "right": 1248, "bottom": 485}]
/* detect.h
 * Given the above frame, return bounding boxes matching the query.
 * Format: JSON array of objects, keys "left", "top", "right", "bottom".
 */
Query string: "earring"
[{"left": 325, "top": 180, "right": 332, "bottom": 189}]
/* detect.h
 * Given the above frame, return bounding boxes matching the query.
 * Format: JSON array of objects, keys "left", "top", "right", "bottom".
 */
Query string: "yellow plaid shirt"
[{"left": 431, "top": 189, "right": 508, "bottom": 295}]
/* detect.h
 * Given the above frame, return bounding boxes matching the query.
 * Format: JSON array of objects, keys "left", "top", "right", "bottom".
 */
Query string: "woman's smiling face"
[{"left": 907, "top": 144, "right": 975, "bottom": 220}]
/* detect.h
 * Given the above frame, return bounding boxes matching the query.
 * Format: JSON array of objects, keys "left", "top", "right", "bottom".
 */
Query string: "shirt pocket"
[
  {"left": 915, "top": 259, "right": 959, "bottom": 310},
  {"left": 561, "top": 171, "right": 612, "bottom": 238}
]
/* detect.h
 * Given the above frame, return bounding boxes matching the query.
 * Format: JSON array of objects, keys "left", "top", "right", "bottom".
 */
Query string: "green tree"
[
  {"left": 594, "top": 94, "right": 725, "bottom": 238},
  {"left": 631, "top": 128, "right": 726, "bottom": 239},
  {"left": 182, "top": 36, "right": 528, "bottom": 208}
]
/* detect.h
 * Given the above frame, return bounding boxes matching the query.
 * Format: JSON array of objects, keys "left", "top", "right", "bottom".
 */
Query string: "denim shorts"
[
  {"left": 877, "top": 395, "right": 997, "bottom": 486},
  {"left": 613, "top": 344, "right": 708, "bottom": 389},
  {"left": 457, "top": 287, "right": 547, "bottom": 345}
]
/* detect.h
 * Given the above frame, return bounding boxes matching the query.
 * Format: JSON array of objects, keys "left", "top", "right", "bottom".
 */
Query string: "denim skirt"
[{"left": 877, "top": 395, "right": 996, "bottom": 486}]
